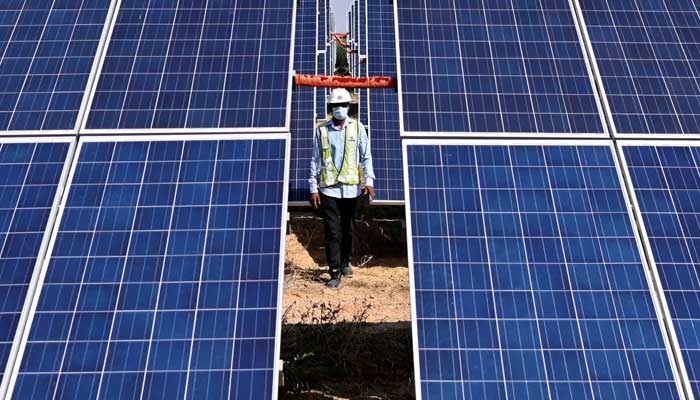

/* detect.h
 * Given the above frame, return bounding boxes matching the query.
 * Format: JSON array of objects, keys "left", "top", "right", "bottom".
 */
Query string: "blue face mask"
[{"left": 332, "top": 106, "right": 349, "bottom": 120}]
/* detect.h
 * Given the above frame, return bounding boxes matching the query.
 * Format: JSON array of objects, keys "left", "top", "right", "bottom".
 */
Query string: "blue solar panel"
[
  {"left": 0, "top": 140, "right": 71, "bottom": 395},
  {"left": 359, "top": 0, "right": 365, "bottom": 95},
  {"left": 318, "top": 0, "right": 326, "bottom": 52},
  {"left": 396, "top": 1, "right": 606, "bottom": 136},
  {"left": 316, "top": 0, "right": 327, "bottom": 120},
  {"left": 7, "top": 137, "right": 287, "bottom": 400},
  {"left": 85, "top": 2, "right": 294, "bottom": 131},
  {"left": 325, "top": 1, "right": 332, "bottom": 77},
  {"left": 622, "top": 144, "right": 700, "bottom": 396},
  {"left": 405, "top": 142, "right": 682, "bottom": 399},
  {"left": 367, "top": 1, "right": 403, "bottom": 202},
  {"left": 359, "top": 0, "right": 364, "bottom": 61},
  {"left": 579, "top": 0, "right": 700, "bottom": 136},
  {"left": 0, "top": 1, "right": 111, "bottom": 132},
  {"left": 290, "top": 0, "right": 318, "bottom": 202}
]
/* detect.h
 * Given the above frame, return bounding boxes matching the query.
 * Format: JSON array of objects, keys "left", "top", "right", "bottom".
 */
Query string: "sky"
[{"left": 331, "top": 0, "right": 352, "bottom": 33}]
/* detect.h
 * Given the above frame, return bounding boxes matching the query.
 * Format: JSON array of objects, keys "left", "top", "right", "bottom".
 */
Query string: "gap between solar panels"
[
  {"left": 289, "top": 73, "right": 403, "bottom": 205},
  {"left": 618, "top": 141, "right": 700, "bottom": 399},
  {"left": 0, "top": 138, "right": 76, "bottom": 399}
]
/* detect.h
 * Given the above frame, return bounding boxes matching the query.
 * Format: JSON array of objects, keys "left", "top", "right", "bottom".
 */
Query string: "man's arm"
[
  {"left": 358, "top": 123, "right": 375, "bottom": 199},
  {"left": 309, "top": 128, "right": 321, "bottom": 207}
]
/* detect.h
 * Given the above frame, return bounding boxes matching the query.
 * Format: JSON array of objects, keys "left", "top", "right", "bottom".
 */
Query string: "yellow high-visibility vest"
[{"left": 318, "top": 120, "right": 360, "bottom": 187}]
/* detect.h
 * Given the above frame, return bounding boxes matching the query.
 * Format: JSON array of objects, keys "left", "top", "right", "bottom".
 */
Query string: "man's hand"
[
  {"left": 363, "top": 186, "right": 375, "bottom": 202},
  {"left": 309, "top": 192, "right": 320, "bottom": 208}
]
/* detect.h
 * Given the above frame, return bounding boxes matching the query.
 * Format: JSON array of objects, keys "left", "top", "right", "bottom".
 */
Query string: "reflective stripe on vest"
[{"left": 319, "top": 120, "right": 360, "bottom": 187}]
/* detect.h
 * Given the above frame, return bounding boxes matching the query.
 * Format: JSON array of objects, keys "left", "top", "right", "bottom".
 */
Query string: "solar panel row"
[
  {"left": 0, "top": 140, "right": 72, "bottom": 396},
  {"left": 396, "top": 0, "right": 607, "bottom": 136},
  {"left": 622, "top": 143, "right": 700, "bottom": 398},
  {"left": 4, "top": 136, "right": 288, "bottom": 400},
  {"left": 316, "top": 0, "right": 327, "bottom": 120},
  {"left": 356, "top": 0, "right": 367, "bottom": 124},
  {"left": 404, "top": 141, "right": 684, "bottom": 399},
  {"left": 1, "top": 0, "right": 699, "bottom": 138},
  {"left": 325, "top": 1, "right": 332, "bottom": 78},
  {"left": 0, "top": 1, "right": 112, "bottom": 133},
  {"left": 85, "top": 1, "right": 294, "bottom": 132},
  {"left": 366, "top": 1, "right": 403, "bottom": 202},
  {"left": 289, "top": 0, "right": 317, "bottom": 203},
  {"left": 578, "top": 0, "right": 700, "bottom": 136},
  {"left": 4, "top": 1, "right": 700, "bottom": 400},
  {"left": 0, "top": 2, "right": 297, "bottom": 399},
  {"left": 395, "top": 1, "right": 700, "bottom": 398}
]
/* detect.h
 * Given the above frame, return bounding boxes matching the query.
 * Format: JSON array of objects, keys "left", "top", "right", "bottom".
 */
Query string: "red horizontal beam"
[{"left": 295, "top": 74, "right": 397, "bottom": 89}]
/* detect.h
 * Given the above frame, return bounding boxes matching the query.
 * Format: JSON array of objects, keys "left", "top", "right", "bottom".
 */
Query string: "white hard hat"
[{"left": 328, "top": 88, "right": 352, "bottom": 104}]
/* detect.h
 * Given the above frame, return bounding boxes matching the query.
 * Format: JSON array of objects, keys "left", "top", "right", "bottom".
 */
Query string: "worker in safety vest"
[{"left": 309, "top": 88, "right": 375, "bottom": 289}]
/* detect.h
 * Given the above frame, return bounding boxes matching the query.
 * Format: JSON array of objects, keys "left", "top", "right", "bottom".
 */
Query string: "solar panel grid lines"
[
  {"left": 324, "top": 0, "right": 331, "bottom": 77},
  {"left": 83, "top": 1, "right": 296, "bottom": 133},
  {"left": 0, "top": 138, "right": 74, "bottom": 399},
  {"left": 403, "top": 139, "right": 685, "bottom": 399},
  {"left": 315, "top": 0, "right": 324, "bottom": 120},
  {"left": 0, "top": 1, "right": 115, "bottom": 135},
  {"left": 618, "top": 141, "right": 700, "bottom": 399},
  {"left": 5, "top": 134, "right": 290, "bottom": 400},
  {"left": 576, "top": 0, "right": 700, "bottom": 137},
  {"left": 289, "top": 0, "right": 318, "bottom": 203},
  {"left": 317, "top": 0, "right": 326, "bottom": 52},
  {"left": 360, "top": 0, "right": 369, "bottom": 126},
  {"left": 367, "top": 0, "right": 404, "bottom": 203},
  {"left": 394, "top": 0, "right": 609, "bottom": 137}
]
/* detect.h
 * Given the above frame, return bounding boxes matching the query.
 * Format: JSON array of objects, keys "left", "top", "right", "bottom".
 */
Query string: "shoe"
[
  {"left": 341, "top": 262, "right": 353, "bottom": 278},
  {"left": 326, "top": 268, "right": 342, "bottom": 288}
]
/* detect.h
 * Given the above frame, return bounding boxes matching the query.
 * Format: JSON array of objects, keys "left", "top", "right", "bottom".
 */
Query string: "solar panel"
[
  {"left": 0, "top": 139, "right": 72, "bottom": 397},
  {"left": 84, "top": 1, "right": 295, "bottom": 132},
  {"left": 6, "top": 136, "right": 288, "bottom": 400},
  {"left": 396, "top": 1, "right": 607, "bottom": 136},
  {"left": 357, "top": 0, "right": 367, "bottom": 124},
  {"left": 325, "top": 1, "right": 332, "bottom": 77},
  {"left": 360, "top": 0, "right": 365, "bottom": 70},
  {"left": 367, "top": 1, "right": 403, "bottom": 203},
  {"left": 318, "top": 0, "right": 326, "bottom": 52},
  {"left": 578, "top": 0, "right": 700, "bottom": 136},
  {"left": 404, "top": 141, "right": 683, "bottom": 399},
  {"left": 0, "top": 1, "right": 113, "bottom": 133},
  {"left": 290, "top": 0, "right": 318, "bottom": 202},
  {"left": 621, "top": 143, "right": 700, "bottom": 397}
]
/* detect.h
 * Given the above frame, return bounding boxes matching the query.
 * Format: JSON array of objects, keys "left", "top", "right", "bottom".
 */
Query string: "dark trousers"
[{"left": 320, "top": 193, "right": 357, "bottom": 269}]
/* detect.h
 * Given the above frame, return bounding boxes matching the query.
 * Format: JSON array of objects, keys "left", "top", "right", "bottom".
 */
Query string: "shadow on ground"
[
  {"left": 288, "top": 205, "right": 407, "bottom": 269},
  {"left": 280, "top": 320, "right": 415, "bottom": 400},
  {"left": 281, "top": 206, "right": 413, "bottom": 399}
]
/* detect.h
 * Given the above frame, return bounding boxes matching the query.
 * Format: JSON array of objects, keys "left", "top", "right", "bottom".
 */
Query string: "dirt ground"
[
  {"left": 283, "top": 234, "right": 410, "bottom": 323},
  {"left": 280, "top": 208, "right": 415, "bottom": 399}
]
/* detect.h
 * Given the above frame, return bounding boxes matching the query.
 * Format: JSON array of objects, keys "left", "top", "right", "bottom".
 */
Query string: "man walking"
[{"left": 309, "top": 88, "right": 375, "bottom": 288}]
